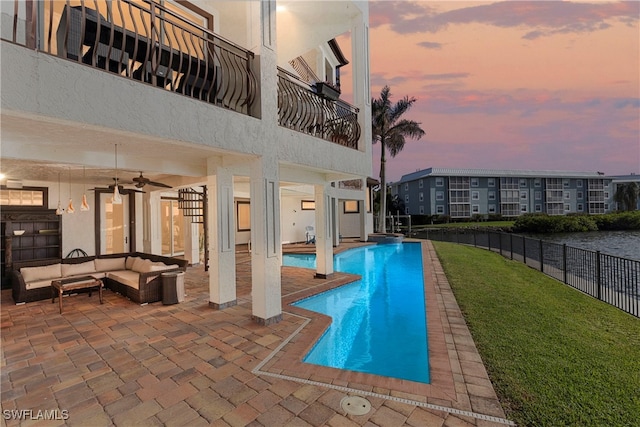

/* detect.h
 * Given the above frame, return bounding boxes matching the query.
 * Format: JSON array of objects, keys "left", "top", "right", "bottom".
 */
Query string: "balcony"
[
  {"left": 1, "top": 0, "right": 257, "bottom": 116},
  {"left": 277, "top": 68, "right": 360, "bottom": 150}
]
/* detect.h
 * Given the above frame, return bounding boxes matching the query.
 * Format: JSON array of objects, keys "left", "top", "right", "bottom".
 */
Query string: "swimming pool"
[{"left": 286, "top": 242, "right": 429, "bottom": 384}]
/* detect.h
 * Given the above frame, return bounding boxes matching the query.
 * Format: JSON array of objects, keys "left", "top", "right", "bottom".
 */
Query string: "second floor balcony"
[{"left": 2, "top": 0, "right": 361, "bottom": 150}]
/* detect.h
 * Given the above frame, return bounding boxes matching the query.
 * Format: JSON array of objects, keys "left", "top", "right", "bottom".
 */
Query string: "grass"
[{"left": 432, "top": 241, "right": 640, "bottom": 427}]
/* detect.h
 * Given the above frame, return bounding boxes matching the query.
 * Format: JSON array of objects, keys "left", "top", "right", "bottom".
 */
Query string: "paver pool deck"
[{"left": 1, "top": 240, "right": 514, "bottom": 426}]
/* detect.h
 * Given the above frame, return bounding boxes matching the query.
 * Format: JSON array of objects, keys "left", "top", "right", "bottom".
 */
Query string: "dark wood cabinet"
[{"left": 1, "top": 210, "right": 62, "bottom": 289}]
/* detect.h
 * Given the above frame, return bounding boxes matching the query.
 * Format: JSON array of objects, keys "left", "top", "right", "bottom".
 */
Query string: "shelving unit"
[{"left": 1, "top": 210, "right": 62, "bottom": 289}]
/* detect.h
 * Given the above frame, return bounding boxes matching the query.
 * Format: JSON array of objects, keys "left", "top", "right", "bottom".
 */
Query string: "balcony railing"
[
  {"left": 277, "top": 68, "right": 360, "bottom": 150},
  {"left": 2, "top": 0, "right": 256, "bottom": 115}
]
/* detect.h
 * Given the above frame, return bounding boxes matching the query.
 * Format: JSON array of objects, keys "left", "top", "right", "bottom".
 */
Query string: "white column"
[
  {"left": 332, "top": 196, "right": 340, "bottom": 247},
  {"left": 182, "top": 216, "right": 199, "bottom": 266},
  {"left": 250, "top": 156, "right": 282, "bottom": 324},
  {"left": 207, "top": 160, "right": 237, "bottom": 309},
  {"left": 314, "top": 184, "right": 334, "bottom": 278}
]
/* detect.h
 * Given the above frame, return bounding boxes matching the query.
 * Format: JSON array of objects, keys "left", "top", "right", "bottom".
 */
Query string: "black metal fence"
[{"left": 417, "top": 228, "right": 639, "bottom": 317}]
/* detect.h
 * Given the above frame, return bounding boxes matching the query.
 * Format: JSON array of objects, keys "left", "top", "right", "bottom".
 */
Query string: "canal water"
[{"left": 526, "top": 230, "right": 640, "bottom": 260}]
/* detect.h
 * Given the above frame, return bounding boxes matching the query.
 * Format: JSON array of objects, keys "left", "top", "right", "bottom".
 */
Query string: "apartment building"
[
  {"left": 0, "top": 0, "right": 372, "bottom": 324},
  {"left": 391, "top": 168, "right": 615, "bottom": 218}
]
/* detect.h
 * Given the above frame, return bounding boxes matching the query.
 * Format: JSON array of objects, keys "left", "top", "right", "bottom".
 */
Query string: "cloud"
[
  {"left": 425, "top": 72, "right": 470, "bottom": 81},
  {"left": 370, "top": 1, "right": 640, "bottom": 39},
  {"left": 417, "top": 41, "right": 442, "bottom": 50}
]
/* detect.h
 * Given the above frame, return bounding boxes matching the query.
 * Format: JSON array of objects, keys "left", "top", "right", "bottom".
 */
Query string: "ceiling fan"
[
  {"left": 90, "top": 180, "right": 145, "bottom": 193},
  {"left": 132, "top": 172, "right": 172, "bottom": 189}
]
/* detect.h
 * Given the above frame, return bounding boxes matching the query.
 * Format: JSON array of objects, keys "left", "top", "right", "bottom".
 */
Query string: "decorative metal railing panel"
[
  {"left": 277, "top": 68, "right": 360, "bottom": 149},
  {"left": 2, "top": 0, "right": 256, "bottom": 115}
]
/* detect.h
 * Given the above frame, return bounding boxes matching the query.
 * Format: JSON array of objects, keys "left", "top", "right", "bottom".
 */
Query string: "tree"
[
  {"left": 371, "top": 86, "right": 425, "bottom": 232},
  {"left": 614, "top": 182, "right": 639, "bottom": 211}
]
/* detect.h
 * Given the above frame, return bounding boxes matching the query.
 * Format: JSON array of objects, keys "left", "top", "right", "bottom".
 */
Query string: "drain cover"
[{"left": 340, "top": 395, "right": 371, "bottom": 415}]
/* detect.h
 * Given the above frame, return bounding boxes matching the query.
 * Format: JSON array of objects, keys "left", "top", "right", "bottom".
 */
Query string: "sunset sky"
[{"left": 344, "top": 1, "right": 639, "bottom": 182}]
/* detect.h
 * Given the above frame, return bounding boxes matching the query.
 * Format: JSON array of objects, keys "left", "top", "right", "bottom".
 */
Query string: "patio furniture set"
[{"left": 10, "top": 252, "right": 188, "bottom": 309}]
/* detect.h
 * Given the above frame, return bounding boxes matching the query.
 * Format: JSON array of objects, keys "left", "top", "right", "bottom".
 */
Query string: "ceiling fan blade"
[{"left": 147, "top": 181, "right": 172, "bottom": 188}]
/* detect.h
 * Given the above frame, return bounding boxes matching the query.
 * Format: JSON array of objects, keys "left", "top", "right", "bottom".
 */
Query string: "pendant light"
[
  {"left": 55, "top": 172, "right": 64, "bottom": 215},
  {"left": 80, "top": 166, "right": 90, "bottom": 211},
  {"left": 67, "top": 167, "right": 75, "bottom": 214},
  {"left": 112, "top": 144, "right": 122, "bottom": 204}
]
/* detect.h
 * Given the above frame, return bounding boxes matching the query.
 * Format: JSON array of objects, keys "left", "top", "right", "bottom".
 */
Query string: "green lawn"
[{"left": 432, "top": 241, "right": 640, "bottom": 427}]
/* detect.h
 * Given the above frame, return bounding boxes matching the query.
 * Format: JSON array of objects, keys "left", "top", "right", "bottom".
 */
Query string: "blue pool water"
[{"left": 286, "top": 242, "right": 429, "bottom": 383}]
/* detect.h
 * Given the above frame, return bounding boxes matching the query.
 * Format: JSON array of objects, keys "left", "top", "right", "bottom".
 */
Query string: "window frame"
[{"left": 236, "top": 200, "right": 251, "bottom": 232}]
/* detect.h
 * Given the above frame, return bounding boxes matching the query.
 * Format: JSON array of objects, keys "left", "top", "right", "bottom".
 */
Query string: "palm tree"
[
  {"left": 614, "top": 182, "right": 639, "bottom": 211},
  {"left": 372, "top": 86, "right": 425, "bottom": 232}
]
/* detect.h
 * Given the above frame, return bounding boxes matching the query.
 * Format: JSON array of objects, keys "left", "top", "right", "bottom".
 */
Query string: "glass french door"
[
  {"left": 100, "top": 193, "right": 130, "bottom": 254},
  {"left": 161, "top": 199, "right": 185, "bottom": 256}
]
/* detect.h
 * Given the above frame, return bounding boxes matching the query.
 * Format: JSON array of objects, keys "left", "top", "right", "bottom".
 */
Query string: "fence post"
[
  {"left": 562, "top": 244, "right": 567, "bottom": 284},
  {"left": 510, "top": 234, "right": 513, "bottom": 260},
  {"left": 522, "top": 235, "right": 527, "bottom": 264},
  {"left": 473, "top": 229, "right": 477, "bottom": 247},
  {"left": 499, "top": 232, "right": 503, "bottom": 256},
  {"left": 487, "top": 230, "right": 491, "bottom": 251},
  {"left": 596, "top": 251, "right": 602, "bottom": 301},
  {"left": 539, "top": 239, "right": 544, "bottom": 272}
]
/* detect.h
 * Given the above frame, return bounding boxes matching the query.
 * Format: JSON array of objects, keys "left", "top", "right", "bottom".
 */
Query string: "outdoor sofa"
[{"left": 10, "top": 252, "right": 188, "bottom": 305}]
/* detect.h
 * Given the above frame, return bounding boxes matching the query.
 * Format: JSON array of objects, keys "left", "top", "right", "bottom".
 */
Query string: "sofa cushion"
[
  {"left": 61, "top": 261, "right": 96, "bottom": 277},
  {"left": 131, "top": 258, "right": 151, "bottom": 273},
  {"left": 21, "top": 264, "right": 62, "bottom": 283},
  {"left": 25, "top": 278, "right": 59, "bottom": 290},
  {"left": 95, "top": 257, "right": 126, "bottom": 272},
  {"left": 107, "top": 270, "right": 139, "bottom": 289},
  {"left": 126, "top": 256, "right": 141, "bottom": 270}
]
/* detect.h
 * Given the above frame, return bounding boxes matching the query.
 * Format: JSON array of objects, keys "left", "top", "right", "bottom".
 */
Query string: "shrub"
[{"left": 514, "top": 212, "right": 640, "bottom": 233}]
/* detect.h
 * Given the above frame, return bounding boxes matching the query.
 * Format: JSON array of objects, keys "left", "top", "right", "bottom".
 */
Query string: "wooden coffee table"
[{"left": 51, "top": 276, "right": 103, "bottom": 314}]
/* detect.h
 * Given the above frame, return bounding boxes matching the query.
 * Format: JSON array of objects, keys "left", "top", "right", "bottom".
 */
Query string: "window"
[
  {"left": 436, "top": 177, "right": 444, "bottom": 187},
  {"left": 604, "top": 191, "right": 610, "bottom": 199},
  {"left": 436, "top": 205, "right": 444, "bottom": 214},
  {"left": 471, "top": 178, "right": 479, "bottom": 187},
  {"left": 488, "top": 191, "right": 495, "bottom": 201},
  {"left": 419, "top": 206, "right": 424, "bottom": 214},
  {"left": 0, "top": 187, "right": 47, "bottom": 207},
  {"left": 535, "top": 191, "right": 541, "bottom": 200},
  {"left": 535, "top": 204, "right": 542, "bottom": 212},
  {"left": 404, "top": 183, "right": 408, "bottom": 191},
  {"left": 563, "top": 179, "right": 570, "bottom": 188},
  {"left": 237, "top": 201, "right": 251, "bottom": 231},
  {"left": 520, "top": 191, "right": 528, "bottom": 200},
  {"left": 577, "top": 191, "right": 583, "bottom": 199},
  {"left": 472, "top": 205, "right": 479, "bottom": 213},
  {"left": 472, "top": 191, "right": 479, "bottom": 200},
  {"left": 520, "top": 179, "right": 527, "bottom": 187},
  {"left": 578, "top": 203, "right": 583, "bottom": 212},
  {"left": 488, "top": 205, "right": 496, "bottom": 213},
  {"left": 488, "top": 178, "right": 495, "bottom": 187},
  {"left": 343, "top": 200, "right": 359, "bottom": 213},
  {"left": 161, "top": 198, "right": 185, "bottom": 256},
  {"left": 405, "top": 195, "right": 409, "bottom": 203},
  {"left": 405, "top": 207, "right": 410, "bottom": 214},
  {"left": 521, "top": 204, "right": 528, "bottom": 213},
  {"left": 577, "top": 180, "right": 583, "bottom": 188},
  {"left": 419, "top": 192, "right": 424, "bottom": 202},
  {"left": 436, "top": 191, "right": 444, "bottom": 201},
  {"left": 301, "top": 200, "right": 315, "bottom": 210},
  {"left": 564, "top": 191, "right": 570, "bottom": 200},
  {"left": 419, "top": 179, "right": 423, "bottom": 188},
  {"left": 564, "top": 204, "right": 570, "bottom": 212},
  {"left": 534, "top": 179, "right": 541, "bottom": 187}
]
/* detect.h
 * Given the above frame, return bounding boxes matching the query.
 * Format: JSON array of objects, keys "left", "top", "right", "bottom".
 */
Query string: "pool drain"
[{"left": 340, "top": 395, "right": 371, "bottom": 415}]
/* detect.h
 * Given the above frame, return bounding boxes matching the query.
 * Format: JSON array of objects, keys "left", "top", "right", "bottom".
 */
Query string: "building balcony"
[
  {"left": 2, "top": 0, "right": 257, "bottom": 115},
  {"left": 277, "top": 68, "right": 360, "bottom": 150}
]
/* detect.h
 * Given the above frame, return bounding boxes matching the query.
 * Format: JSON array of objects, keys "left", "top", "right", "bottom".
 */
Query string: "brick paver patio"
[{"left": 1, "top": 240, "right": 513, "bottom": 426}]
